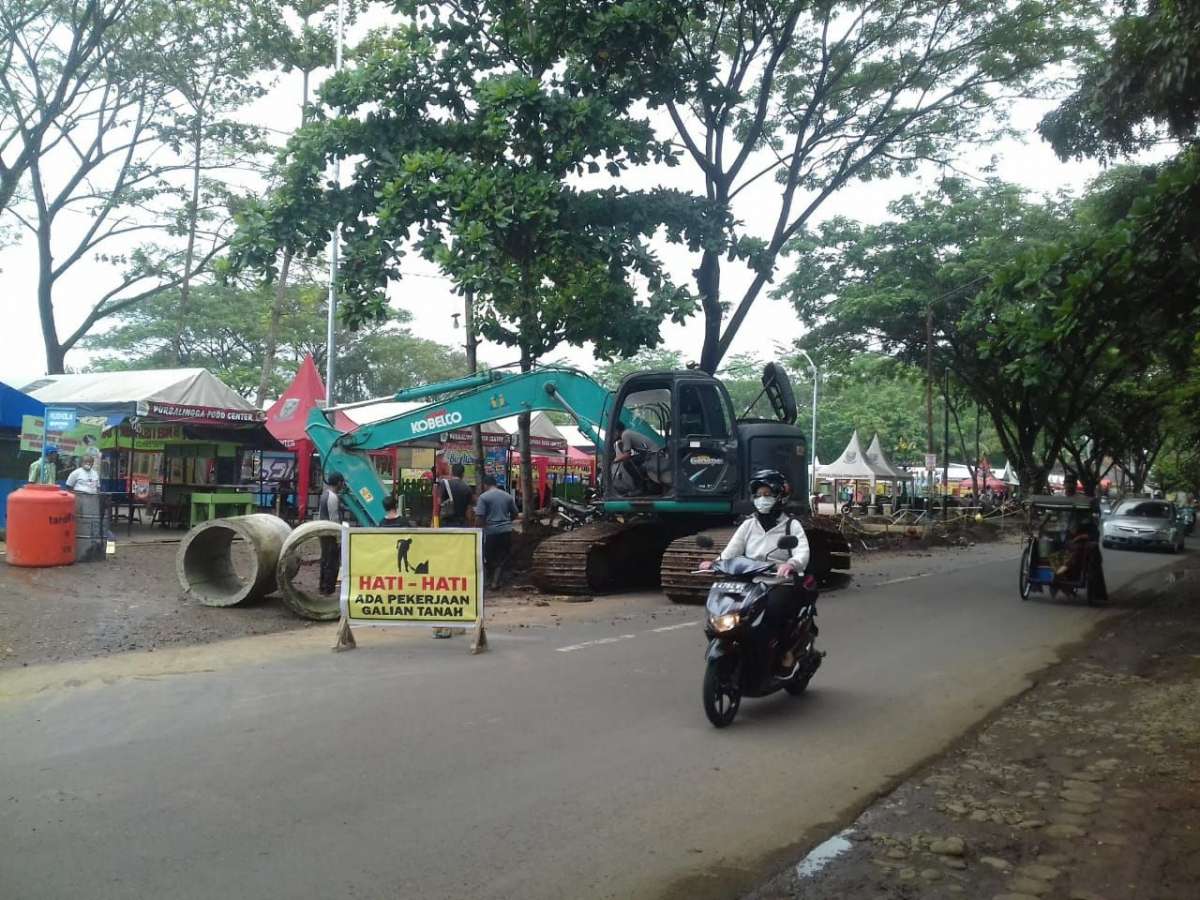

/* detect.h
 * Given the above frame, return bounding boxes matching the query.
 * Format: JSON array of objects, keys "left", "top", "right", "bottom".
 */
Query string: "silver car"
[{"left": 1101, "top": 499, "right": 1185, "bottom": 552}]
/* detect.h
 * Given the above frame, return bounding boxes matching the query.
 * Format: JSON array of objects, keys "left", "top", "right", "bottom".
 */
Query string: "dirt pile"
[{"left": 748, "top": 562, "right": 1200, "bottom": 900}]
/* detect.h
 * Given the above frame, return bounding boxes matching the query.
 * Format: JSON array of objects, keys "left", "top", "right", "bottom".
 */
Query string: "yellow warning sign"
[{"left": 341, "top": 528, "right": 483, "bottom": 626}]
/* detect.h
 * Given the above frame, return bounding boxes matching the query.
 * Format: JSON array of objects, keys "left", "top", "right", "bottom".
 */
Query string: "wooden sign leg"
[
  {"left": 333, "top": 615, "right": 357, "bottom": 652},
  {"left": 469, "top": 618, "right": 488, "bottom": 655}
]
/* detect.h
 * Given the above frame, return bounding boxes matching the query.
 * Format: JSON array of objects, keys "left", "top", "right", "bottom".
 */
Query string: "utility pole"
[
  {"left": 464, "top": 290, "right": 485, "bottom": 492},
  {"left": 796, "top": 349, "right": 819, "bottom": 501},
  {"left": 925, "top": 301, "right": 934, "bottom": 507},
  {"left": 323, "top": 0, "right": 346, "bottom": 407},
  {"left": 943, "top": 367, "right": 950, "bottom": 519}
]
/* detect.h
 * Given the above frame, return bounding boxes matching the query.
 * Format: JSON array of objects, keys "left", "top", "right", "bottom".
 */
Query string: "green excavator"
[{"left": 306, "top": 363, "right": 850, "bottom": 602}]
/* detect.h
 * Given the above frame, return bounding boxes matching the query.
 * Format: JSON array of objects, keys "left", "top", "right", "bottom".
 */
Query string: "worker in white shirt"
[{"left": 65, "top": 454, "right": 101, "bottom": 494}]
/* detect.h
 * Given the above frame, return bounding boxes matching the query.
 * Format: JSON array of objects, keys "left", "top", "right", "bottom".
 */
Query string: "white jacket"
[{"left": 720, "top": 514, "right": 810, "bottom": 570}]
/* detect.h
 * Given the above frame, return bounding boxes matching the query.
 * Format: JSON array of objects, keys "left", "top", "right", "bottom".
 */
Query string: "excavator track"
[
  {"left": 660, "top": 527, "right": 737, "bottom": 605},
  {"left": 530, "top": 520, "right": 673, "bottom": 595},
  {"left": 660, "top": 517, "right": 852, "bottom": 605}
]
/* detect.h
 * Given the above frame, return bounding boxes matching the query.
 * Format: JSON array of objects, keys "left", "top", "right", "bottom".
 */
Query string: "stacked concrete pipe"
[
  {"left": 177, "top": 514, "right": 292, "bottom": 607},
  {"left": 275, "top": 521, "right": 343, "bottom": 621}
]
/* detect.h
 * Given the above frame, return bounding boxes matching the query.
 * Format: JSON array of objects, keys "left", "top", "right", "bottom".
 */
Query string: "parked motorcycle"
[
  {"left": 696, "top": 535, "right": 823, "bottom": 728},
  {"left": 550, "top": 496, "right": 596, "bottom": 531}
]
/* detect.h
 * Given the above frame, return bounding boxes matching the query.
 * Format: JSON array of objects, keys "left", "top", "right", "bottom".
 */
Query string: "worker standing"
[
  {"left": 318, "top": 473, "right": 345, "bottom": 596},
  {"left": 474, "top": 474, "right": 518, "bottom": 590},
  {"left": 438, "top": 463, "right": 474, "bottom": 527},
  {"left": 28, "top": 445, "right": 59, "bottom": 484},
  {"left": 65, "top": 454, "right": 100, "bottom": 494}
]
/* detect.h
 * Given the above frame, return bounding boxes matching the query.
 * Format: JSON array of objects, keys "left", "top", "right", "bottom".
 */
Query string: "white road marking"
[
  {"left": 556, "top": 634, "right": 638, "bottom": 653},
  {"left": 877, "top": 573, "right": 930, "bottom": 586},
  {"left": 556, "top": 621, "right": 699, "bottom": 653}
]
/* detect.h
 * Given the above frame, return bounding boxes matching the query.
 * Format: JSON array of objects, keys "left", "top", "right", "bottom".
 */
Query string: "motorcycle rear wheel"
[{"left": 703, "top": 658, "right": 741, "bottom": 728}]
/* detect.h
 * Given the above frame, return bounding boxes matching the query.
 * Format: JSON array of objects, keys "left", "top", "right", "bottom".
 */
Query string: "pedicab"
[{"left": 1019, "top": 494, "right": 1107, "bottom": 605}]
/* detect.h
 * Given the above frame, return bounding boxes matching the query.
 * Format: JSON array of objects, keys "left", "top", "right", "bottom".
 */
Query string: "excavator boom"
[{"left": 306, "top": 367, "right": 612, "bottom": 525}]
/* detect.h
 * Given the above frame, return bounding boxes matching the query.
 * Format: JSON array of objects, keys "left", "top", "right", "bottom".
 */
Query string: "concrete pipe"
[
  {"left": 177, "top": 514, "right": 292, "bottom": 607},
  {"left": 276, "top": 520, "right": 343, "bottom": 621}
]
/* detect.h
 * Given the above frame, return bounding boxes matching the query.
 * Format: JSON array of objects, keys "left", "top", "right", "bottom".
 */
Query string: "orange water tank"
[{"left": 5, "top": 484, "right": 76, "bottom": 567}]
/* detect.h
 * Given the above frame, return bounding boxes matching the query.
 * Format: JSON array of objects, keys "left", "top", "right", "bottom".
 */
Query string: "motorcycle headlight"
[{"left": 711, "top": 612, "right": 740, "bottom": 633}]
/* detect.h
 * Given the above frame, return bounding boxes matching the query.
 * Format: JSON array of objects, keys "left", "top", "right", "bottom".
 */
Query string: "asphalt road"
[{"left": 0, "top": 543, "right": 1190, "bottom": 900}]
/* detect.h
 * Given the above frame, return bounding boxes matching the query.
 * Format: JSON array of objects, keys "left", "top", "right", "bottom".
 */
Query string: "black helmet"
[{"left": 749, "top": 469, "right": 789, "bottom": 497}]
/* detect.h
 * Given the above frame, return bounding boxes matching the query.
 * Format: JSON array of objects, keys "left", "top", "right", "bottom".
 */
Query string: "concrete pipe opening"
[
  {"left": 177, "top": 514, "right": 292, "bottom": 607},
  {"left": 276, "top": 521, "right": 343, "bottom": 621}
]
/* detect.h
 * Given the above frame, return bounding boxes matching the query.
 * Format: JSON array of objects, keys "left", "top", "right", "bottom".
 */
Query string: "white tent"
[
  {"left": 22, "top": 368, "right": 260, "bottom": 420},
  {"left": 999, "top": 461, "right": 1019, "bottom": 485},
  {"left": 866, "top": 433, "right": 912, "bottom": 481},
  {"left": 818, "top": 430, "right": 891, "bottom": 481}
]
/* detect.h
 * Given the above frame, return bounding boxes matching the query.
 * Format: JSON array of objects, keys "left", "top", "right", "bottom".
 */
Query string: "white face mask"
[{"left": 753, "top": 495, "right": 777, "bottom": 514}]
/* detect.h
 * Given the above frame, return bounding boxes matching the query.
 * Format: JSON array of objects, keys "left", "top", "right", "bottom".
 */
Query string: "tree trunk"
[
  {"left": 172, "top": 119, "right": 204, "bottom": 365},
  {"left": 35, "top": 213, "right": 65, "bottom": 373},
  {"left": 518, "top": 346, "right": 535, "bottom": 526},
  {"left": 697, "top": 250, "right": 723, "bottom": 373},
  {"left": 255, "top": 249, "right": 292, "bottom": 406}
]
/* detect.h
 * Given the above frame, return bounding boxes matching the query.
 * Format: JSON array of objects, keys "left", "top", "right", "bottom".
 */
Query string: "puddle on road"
[{"left": 793, "top": 829, "right": 854, "bottom": 879}]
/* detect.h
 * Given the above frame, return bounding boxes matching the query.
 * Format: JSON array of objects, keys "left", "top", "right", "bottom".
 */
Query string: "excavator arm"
[{"left": 306, "top": 367, "right": 613, "bottom": 525}]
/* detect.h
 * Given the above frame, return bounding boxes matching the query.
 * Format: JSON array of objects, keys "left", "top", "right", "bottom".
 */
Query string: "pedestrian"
[
  {"left": 28, "top": 445, "right": 59, "bottom": 484},
  {"left": 474, "top": 473, "right": 518, "bottom": 590},
  {"left": 65, "top": 454, "right": 100, "bottom": 494},
  {"left": 318, "top": 472, "right": 345, "bottom": 596},
  {"left": 437, "top": 462, "right": 474, "bottom": 526}
]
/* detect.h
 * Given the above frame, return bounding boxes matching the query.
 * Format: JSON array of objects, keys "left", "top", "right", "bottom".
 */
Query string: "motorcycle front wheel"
[{"left": 703, "top": 657, "right": 741, "bottom": 728}]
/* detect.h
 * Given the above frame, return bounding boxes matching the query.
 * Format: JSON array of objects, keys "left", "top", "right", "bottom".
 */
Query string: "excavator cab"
[{"left": 604, "top": 372, "right": 739, "bottom": 502}]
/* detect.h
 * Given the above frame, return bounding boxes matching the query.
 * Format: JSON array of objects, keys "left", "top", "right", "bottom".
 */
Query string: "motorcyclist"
[{"left": 702, "top": 469, "right": 811, "bottom": 675}]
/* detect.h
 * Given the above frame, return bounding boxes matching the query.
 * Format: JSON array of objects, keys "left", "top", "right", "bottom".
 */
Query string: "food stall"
[{"left": 21, "top": 369, "right": 282, "bottom": 527}]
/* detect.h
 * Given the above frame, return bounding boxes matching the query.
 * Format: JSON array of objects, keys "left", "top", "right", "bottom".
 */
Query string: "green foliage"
[
  {"left": 82, "top": 280, "right": 467, "bottom": 402},
  {"left": 593, "top": 347, "right": 686, "bottom": 390},
  {"left": 231, "top": 0, "right": 721, "bottom": 367},
  {"left": 662, "top": 0, "right": 1101, "bottom": 370},
  {"left": 1041, "top": 0, "right": 1200, "bottom": 161},
  {"left": 778, "top": 162, "right": 1200, "bottom": 491}
]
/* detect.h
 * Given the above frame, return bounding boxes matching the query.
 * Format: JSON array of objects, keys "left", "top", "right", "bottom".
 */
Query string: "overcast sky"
[{"left": 0, "top": 14, "right": 1115, "bottom": 391}]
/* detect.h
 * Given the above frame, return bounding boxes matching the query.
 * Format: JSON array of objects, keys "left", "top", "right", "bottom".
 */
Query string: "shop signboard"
[
  {"left": 19, "top": 414, "right": 103, "bottom": 456},
  {"left": 139, "top": 401, "right": 265, "bottom": 425}
]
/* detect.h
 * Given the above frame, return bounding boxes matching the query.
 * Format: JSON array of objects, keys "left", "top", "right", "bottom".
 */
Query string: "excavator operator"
[{"left": 610, "top": 420, "right": 671, "bottom": 495}]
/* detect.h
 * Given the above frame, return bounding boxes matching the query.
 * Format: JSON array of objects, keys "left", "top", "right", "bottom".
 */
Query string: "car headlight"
[{"left": 711, "top": 612, "right": 740, "bottom": 633}]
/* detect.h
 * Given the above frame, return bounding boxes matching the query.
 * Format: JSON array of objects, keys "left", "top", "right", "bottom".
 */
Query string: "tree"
[
  {"left": 2, "top": 0, "right": 268, "bottom": 373},
  {"left": 231, "top": 0, "right": 717, "bottom": 520},
  {"left": 594, "top": 347, "right": 685, "bottom": 390},
  {"left": 1040, "top": 0, "right": 1200, "bottom": 161},
  {"left": 662, "top": 0, "right": 1099, "bottom": 372},
  {"left": 150, "top": 0, "right": 279, "bottom": 363},
  {"left": 778, "top": 178, "right": 1078, "bottom": 490},
  {"left": 255, "top": 0, "right": 376, "bottom": 406},
  {"left": 83, "top": 278, "right": 468, "bottom": 400},
  {"left": 0, "top": 0, "right": 139, "bottom": 214}
]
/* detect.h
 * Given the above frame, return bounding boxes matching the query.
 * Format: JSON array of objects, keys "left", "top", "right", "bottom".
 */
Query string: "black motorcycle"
[
  {"left": 550, "top": 496, "right": 596, "bottom": 531},
  {"left": 696, "top": 535, "right": 823, "bottom": 728}
]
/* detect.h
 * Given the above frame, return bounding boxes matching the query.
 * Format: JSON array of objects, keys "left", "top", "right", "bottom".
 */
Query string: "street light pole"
[
  {"left": 796, "top": 349, "right": 819, "bottom": 499},
  {"left": 323, "top": 0, "right": 346, "bottom": 407}
]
